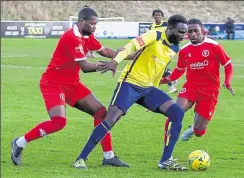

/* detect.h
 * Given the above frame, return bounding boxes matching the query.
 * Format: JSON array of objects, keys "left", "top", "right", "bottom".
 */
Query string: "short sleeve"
[
  {"left": 177, "top": 50, "right": 187, "bottom": 70},
  {"left": 216, "top": 44, "right": 231, "bottom": 66},
  {"left": 68, "top": 36, "right": 87, "bottom": 62},
  {"left": 131, "top": 30, "right": 157, "bottom": 50},
  {"left": 87, "top": 34, "right": 103, "bottom": 52}
]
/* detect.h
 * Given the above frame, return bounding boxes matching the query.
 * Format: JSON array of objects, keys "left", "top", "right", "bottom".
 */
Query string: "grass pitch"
[{"left": 1, "top": 38, "right": 244, "bottom": 178}]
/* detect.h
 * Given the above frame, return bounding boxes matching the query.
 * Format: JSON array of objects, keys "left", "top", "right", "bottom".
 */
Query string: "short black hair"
[
  {"left": 78, "top": 7, "right": 98, "bottom": 21},
  {"left": 187, "top": 18, "right": 202, "bottom": 26},
  {"left": 152, "top": 9, "right": 164, "bottom": 17},
  {"left": 167, "top": 14, "right": 187, "bottom": 27}
]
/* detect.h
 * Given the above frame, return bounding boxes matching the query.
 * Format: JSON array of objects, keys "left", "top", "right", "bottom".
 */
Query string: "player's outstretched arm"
[
  {"left": 223, "top": 62, "right": 234, "bottom": 95},
  {"left": 97, "top": 47, "right": 119, "bottom": 59},
  {"left": 96, "top": 42, "right": 136, "bottom": 76},
  {"left": 160, "top": 68, "right": 185, "bottom": 84},
  {"left": 76, "top": 60, "right": 107, "bottom": 73}
]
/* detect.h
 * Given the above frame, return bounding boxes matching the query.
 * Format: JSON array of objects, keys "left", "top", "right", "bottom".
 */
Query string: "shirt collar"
[
  {"left": 162, "top": 30, "right": 172, "bottom": 45},
  {"left": 73, "top": 25, "right": 82, "bottom": 37}
]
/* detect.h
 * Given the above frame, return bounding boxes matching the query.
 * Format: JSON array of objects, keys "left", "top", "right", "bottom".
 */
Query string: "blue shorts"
[{"left": 109, "top": 82, "right": 172, "bottom": 114}]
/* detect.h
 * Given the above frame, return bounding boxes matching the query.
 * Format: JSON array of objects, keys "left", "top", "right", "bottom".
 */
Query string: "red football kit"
[
  {"left": 177, "top": 37, "right": 231, "bottom": 120},
  {"left": 40, "top": 25, "right": 103, "bottom": 110}
]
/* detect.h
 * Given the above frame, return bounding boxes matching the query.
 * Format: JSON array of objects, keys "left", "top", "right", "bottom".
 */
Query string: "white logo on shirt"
[
  {"left": 180, "top": 88, "right": 186, "bottom": 93},
  {"left": 60, "top": 93, "right": 65, "bottom": 101},
  {"left": 75, "top": 45, "right": 84, "bottom": 54},
  {"left": 152, "top": 55, "right": 166, "bottom": 65},
  {"left": 190, "top": 60, "right": 209, "bottom": 70},
  {"left": 202, "top": 50, "right": 209, "bottom": 57},
  {"left": 188, "top": 53, "right": 191, "bottom": 57}
]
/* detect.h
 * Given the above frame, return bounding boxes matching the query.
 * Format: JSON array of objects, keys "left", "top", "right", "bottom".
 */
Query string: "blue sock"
[
  {"left": 160, "top": 104, "right": 184, "bottom": 162},
  {"left": 76, "top": 121, "right": 111, "bottom": 161}
]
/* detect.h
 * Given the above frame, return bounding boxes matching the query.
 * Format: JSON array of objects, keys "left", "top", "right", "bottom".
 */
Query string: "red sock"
[
  {"left": 93, "top": 107, "right": 112, "bottom": 152},
  {"left": 164, "top": 118, "right": 170, "bottom": 145},
  {"left": 193, "top": 128, "right": 206, "bottom": 137},
  {"left": 24, "top": 116, "right": 66, "bottom": 142}
]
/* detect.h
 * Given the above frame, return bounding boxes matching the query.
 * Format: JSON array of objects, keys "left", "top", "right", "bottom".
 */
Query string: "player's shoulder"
[
  {"left": 180, "top": 41, "right": 192, "bottom": 51},
  {"left": 144, "top": 29, "right": 162, "bottom": 39},
  {"left": 204, "top": 37, "right": 219, "bottom": 46}
]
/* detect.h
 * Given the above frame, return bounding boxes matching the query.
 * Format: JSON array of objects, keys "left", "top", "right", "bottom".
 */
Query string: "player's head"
[
  {"left": 187, "top": 18, "right": 204, "bottom": 44},
  {"left": 152, "top": 9, "right": 164, "bottom": 24},
  {"left": 166, "top": 14, "right": 188, "bottom": 45},
  {"left": 77, "top": 7, "right": 98, "bottom": 36}
]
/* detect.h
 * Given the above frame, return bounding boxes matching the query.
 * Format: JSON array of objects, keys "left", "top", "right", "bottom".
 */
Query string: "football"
[{"left": 188, "top": 150, "right": 210, "bottom": 171}]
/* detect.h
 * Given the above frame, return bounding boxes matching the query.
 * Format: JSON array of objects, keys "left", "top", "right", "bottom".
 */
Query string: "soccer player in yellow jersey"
[
  {"left": 149, "top": 9, "right": 167, "bottom": 31},
  {"left": 149, "top": 9, "right": 178, "bottom": 94},
  {"left": 74, "top": 14, "right": 188, "bottom": 171}
]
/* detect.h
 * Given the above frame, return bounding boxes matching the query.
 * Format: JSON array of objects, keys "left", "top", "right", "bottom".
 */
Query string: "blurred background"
[{"left": 1, "top": 1, "right": 244, "bottom": 40}]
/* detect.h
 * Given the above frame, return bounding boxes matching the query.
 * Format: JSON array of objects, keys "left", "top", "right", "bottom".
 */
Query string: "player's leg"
[
  {"left": 182, "top": 95, "right": 217, "bottom": 141},
  {"left": 74, "top": 82, "right": 142, "bottom": 169},
  {"left": 68, "top": 83, "right": 114, "bottom": 158},
  {"left": 137, "top": 87, "right": 186, "bottom": 170},
  {"left": 11, "top": 85, "right": 67, "bottom": 165},
  {"left": 71, "top": 84, "right": 129, "bottom": 167}
]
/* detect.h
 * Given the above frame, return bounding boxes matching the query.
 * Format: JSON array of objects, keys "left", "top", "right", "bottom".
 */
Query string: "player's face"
[
  {"left": 187, "top": 24, "right": 204, "bottom": 44},
  {"left": 79, "top": 16, "right": 98, "bottom": 36},
  {"left": 153, "top": 12, "right": 162, "bottom": 24},
  {"left": 167, "top": 22, "right": 188, "bottom": 45}
]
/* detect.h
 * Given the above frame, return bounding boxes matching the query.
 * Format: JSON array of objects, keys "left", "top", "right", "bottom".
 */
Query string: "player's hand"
[
  {"left": 160, "top": 77, "right": 171, "bottom": 85},
  {"left": 97, "top": 60, "right": 118, "bottom": 77},
  {"left": 116, "top": 47, "right": 125, "bottom": 53},
  {"left": 223, "top": 83, "right": 235, "bottom": 95}
]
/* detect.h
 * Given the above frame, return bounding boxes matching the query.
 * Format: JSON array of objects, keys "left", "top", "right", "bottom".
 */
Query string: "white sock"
[
  {"left": 16, "top": 136, "right": 28, "bottom": 148},
  {"left": 103, "top": 151, "right": 114, "bottom": 159}
]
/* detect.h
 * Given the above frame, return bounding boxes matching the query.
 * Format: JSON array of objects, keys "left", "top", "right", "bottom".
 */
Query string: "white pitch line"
[{"left": 1, "top": 64, "right": 244, "bottom": 78}]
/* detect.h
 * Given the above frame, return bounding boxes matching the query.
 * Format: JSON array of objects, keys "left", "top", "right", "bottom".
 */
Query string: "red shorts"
[
  {"left": 178, "top": 82, "right": 219, "bottom": 120},
  {"left": 40, "top": 81, "right": 91, "bottom": 111}
]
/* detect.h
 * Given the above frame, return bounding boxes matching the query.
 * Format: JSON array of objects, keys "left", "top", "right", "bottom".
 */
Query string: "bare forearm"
[
  {"left": 98, "top": 47, "right": 117, "bottom": 59},
  {"left": 77, "top": 60, "right": 100, "bottom": 73}
]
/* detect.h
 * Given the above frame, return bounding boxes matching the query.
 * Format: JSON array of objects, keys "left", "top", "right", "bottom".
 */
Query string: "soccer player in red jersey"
[
  {"left": 11, "top": 7, "right": 129, "bottom": 167},
  {"left": 161, "top": 18, "right": 234, "bottom": 142}
]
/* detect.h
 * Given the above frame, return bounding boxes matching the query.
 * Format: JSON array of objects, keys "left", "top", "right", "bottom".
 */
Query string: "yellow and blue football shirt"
[
  {"left": 116, "top": 29, "right": 179, "bottom": 88},
  {"left": 149, "top": 21, "right": 168, "bottom": 31}
]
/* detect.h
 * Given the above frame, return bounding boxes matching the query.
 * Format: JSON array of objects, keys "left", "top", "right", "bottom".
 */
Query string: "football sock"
[
  {"left": 93, "top": 107, "right": 113, "bottom": 152},
  {"left": 193, "top": 128, "right": 206, "bottom": 137},
  {"left": 76, "top": 120, "right": 111, "bottom": 161},
  {"left": 103, "top": 151, "right": 115, "bottom": 159},
  {"left": 24, "top": 116, "right": 66, "bottom": 142},
  {"left": 164, "top": 118, "right": 170, "bottom": 145},
  {"left": 160, "top": 104, "right": 184, "bottom": 162},
  {"left": 16, "top": 136, "right": 28, "bottom": 148}
]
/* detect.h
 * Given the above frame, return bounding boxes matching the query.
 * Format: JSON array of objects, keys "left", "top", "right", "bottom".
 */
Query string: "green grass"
[{"left": 1, "top": 38, "right": 244, "bottom": 178}]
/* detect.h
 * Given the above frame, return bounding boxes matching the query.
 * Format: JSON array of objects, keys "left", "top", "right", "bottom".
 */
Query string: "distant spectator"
[{"left": 225, "top": 17, "right": 235, "bottom": 40}]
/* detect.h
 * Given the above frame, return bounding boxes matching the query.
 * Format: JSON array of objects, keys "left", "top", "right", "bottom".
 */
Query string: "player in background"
[
  {"left": 149, "top": 9, "right": 178, "bottom": 94},
  {"left": 11, "top": 7, "right": 129, "bottom": 168},
  {"left": 73, "top": 14, "right": 188, "bottom": 171},
  {"left": 160, "top": 18, "right": 234, "bottom": 142}
]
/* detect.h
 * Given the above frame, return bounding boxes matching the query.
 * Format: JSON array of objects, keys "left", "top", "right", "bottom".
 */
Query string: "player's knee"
[
  {"left": 105, "top": 106, "right": 123, "bottom": 128},
  {"left": 93, "top": 107, "right": 107, "bottom": 124},
  {"left": 166, "top": 104, "right": 184, "bottom": 123},
  {"left": 51, "top": 116, "right": 67, "bottom": 131},
  {"left": 193, "top": 128, "right": 206, "bottom": 137}
]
